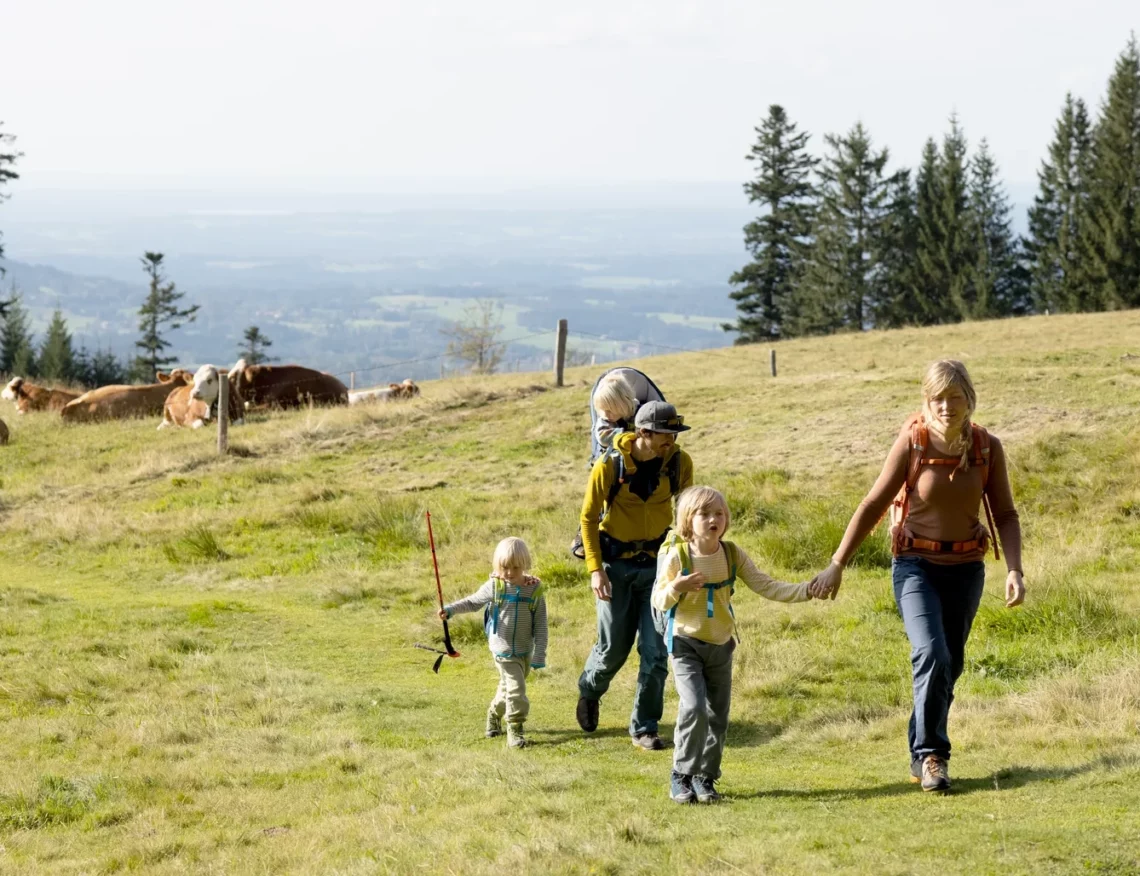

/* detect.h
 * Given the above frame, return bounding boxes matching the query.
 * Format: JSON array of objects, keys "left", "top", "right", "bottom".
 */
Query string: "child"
[
  {"left": 590, "top": 371, "right": 639, "bottom": 462},
  {"left": 440, "top": 537, "right": 547, "bottom": 749},
  {"left": 652, "top": 486, "right": 815, "bottom": 803}
]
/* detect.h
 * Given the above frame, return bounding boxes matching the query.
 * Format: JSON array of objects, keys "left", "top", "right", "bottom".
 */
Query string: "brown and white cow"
[
  {"left": 159, "top": 364, "right": 245, "bottom": 430},
  {"left": 349, "top": 378, "right": 421, "bottom": 405},
  {"left": 2, "top": 377, "right": 81, "bottom": 414},
  {"left": 60, "top": 375, "right": 189, "bottom": 423},
  {"left": 228, "top": 358, "right": 349, "bottom": 409}
]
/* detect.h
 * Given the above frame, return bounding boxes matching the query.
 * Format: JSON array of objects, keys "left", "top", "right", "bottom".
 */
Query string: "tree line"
[{"left": 726, "top": 35, "right": 1140, "bottom": 342}]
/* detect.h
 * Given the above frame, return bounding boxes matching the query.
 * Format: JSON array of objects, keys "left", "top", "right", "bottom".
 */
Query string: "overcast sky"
[{"left": 3, "top": 1, "right": 1138, "bottom": 197}]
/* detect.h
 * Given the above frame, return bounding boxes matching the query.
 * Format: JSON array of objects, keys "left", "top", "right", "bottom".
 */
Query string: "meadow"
[{"left": 1, "top": 311, "right": 1139, "bottom": 874}]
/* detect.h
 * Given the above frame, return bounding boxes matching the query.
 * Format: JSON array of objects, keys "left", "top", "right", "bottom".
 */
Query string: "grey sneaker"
[
  {"left": 670, "top": 771, "right": 694, "bottom": 804},
  {"left": 485, "top": 709, "right": 503, "bottom": 738},
  {"left": 507, "top": 722, "right": 527, "bottom": 749},
  {"left": 632, "top": 733, "right": 665, "bottom": 751},
  {"left": 692, "top": 775, "right": 722, "bottom": 803},
  {"left": 920, "top": 755, "right": 951, "bottom": 792}
]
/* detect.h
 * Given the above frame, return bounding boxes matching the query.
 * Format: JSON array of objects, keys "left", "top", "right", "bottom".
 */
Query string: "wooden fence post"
[
  {"left": 217, "top": 373, "right": 229, "bottom": 455},
  {"left": 770, "top": 349, "right": 778, "bottom": 378},
  {"left": 554, "top": 318, "right": 568, "bottom": 387},
  {"left": 349, "top": 371, "right": 355, "bottom": 390}
]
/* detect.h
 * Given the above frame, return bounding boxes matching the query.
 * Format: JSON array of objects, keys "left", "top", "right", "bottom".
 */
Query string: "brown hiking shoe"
[
  {"left": 920, "top": 755, "right": 951, "bottom": 792},
  {"left": 632, "top": 733, "right": 665, "bottom": 751}
]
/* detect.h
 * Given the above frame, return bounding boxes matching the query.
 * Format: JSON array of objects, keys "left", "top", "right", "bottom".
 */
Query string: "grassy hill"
[{"left": 2, "top": 311, "right": 1139, "bottom": 874}]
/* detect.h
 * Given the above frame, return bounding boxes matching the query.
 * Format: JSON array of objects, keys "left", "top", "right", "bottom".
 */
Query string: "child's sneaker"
[
  {"left": 692, "top": 776, "right": 722, "bottom": 804},
  {"left": 507, "top": 722, "right": 527, "bottom": 749},
  {"left": 670, "top": 771, "right": 695, "bottom": 804},
  {"left": 485, "top": 709, "right": 503, "bottom": 738}
]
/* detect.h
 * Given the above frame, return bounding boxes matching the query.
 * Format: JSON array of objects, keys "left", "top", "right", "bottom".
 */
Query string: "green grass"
[{"left": 2, "top": 311, "right": 1140, "bottom": 873}]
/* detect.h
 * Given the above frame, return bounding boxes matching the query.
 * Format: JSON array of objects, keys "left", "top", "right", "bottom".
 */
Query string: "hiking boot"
[
  {"left": 909, "top": 758, "right": 922, "bottom": 784},
  {"left": 631, "top": 733, "right": 665, "bottom": 751},
  {"left": 576, "top": 697, "right": 598, "bottom": 733},
  {"left": 692, "top": 775, "right": 722, "bottom": 804},
  {"left": 670, "top": 771, "right": 695, "bottom": 804},
  {"left": 569, "top": 529, "right": 586, "bottom": 560},
  {"left": 507, "top": 722, "right": 527, "bottom": 749},
  {"left": 485, "top": 709, "right": 503, "bottom": 738},
  {"left": 920, "top": 755, "right": 951, "bottom": 792}
]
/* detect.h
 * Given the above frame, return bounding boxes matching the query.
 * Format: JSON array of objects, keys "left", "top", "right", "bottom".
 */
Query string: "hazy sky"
[{"left": 3, "top": 1, "right": 1138, "bottom": 196}]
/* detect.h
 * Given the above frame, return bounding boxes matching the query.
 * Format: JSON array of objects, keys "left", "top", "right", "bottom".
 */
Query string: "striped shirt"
[
  {"left": 444, "top": 575, "right": 548, "bottom": 666},
  {"left": 652, "top": 543, "right": 809, "bottom": 645}
]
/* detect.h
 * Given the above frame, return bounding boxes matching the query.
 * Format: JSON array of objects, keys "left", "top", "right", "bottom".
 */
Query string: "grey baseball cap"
[{"left": 634, "top": 401, "right": 691, "bottom": 434}]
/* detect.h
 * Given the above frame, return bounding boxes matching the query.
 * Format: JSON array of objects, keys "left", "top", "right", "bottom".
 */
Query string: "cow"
[
  {"left": 228, "top": 358, "right": 349, "bottom": 409},
  {"left": 159, "top": 364, "right": 245, "bottom": 430},
  {"left": 349, "top": 378, "right": 421, "bottom": 406},
  {"left": 0, "top": 417, "right": 8, "bottom": 445},
  {"left": 60, "top": 375, "right": 189, "bottom": 423},
  {"left": 2, "top": 377, "right": 81, "bottom": 414}
]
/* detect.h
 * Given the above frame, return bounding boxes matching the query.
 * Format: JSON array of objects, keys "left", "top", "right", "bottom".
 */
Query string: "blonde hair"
[
  {"left": 674, "top": 486, "right": 731, "bottom": 541},
  {"left": 593, "top": 373, "right": 637, "bottom": 421},
  {"left": 921, "top": 359, "right": 978, "bottom": 474},
  {"left": 492, "top": 537, "right": 532, "bottom": 575}
]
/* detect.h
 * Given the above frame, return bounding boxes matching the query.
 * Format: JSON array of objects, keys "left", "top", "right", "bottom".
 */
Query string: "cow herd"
[{"left": 0, "top": 359, "right": 421, "bottom": 439}]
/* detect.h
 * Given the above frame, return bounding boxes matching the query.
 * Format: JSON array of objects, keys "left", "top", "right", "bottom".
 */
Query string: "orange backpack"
[{"left": 888, "top": 414, "right": 1001, "bottom": 560}]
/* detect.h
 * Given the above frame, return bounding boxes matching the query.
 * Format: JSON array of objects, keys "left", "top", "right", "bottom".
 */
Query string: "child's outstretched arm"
[
  {"left": 531, "top": 594, "right": 548, "bottom": 669},
  {"left": 440, "top": 579, "right": 495, "bottom": 620},
  {"left": 736, "top": 549, "right": 812, "bottom": 603}
]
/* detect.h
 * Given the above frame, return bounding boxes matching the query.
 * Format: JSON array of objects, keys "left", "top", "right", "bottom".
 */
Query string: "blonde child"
[
  {"left": 440, "top": 537, "right": 547, "bottom": 749},
  {"left": 653, "top": 486, "right": 815, "bottom": 803},
  {"left": 591, "top": 371, "right": 639, "bottom": 459}
]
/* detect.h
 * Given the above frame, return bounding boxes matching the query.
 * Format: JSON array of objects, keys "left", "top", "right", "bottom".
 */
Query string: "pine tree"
[
  {"left": 1, "top": 290, "right": 36, "bottom": 376},
  {"left": 872, "top": 169, "right": 925, "bottom": 327},
  {"left": 133, "top": 252, "right": 199, "bottom": 382},
  {"left": 794, "top": 123, "right": 892, "bottom": 335},
  {"left": 913, "top": 138, "right": 948, "bottom": 323},
  {"left": 37, "top": 309, "right": 77, "bottom": 382},
  {"left": 1026, "top": 94, "right": 1095, "bottom": 312},
  {"left": 238, "top": 325, "right": 275, "bottom": 365},
  {"left": 725, "top": 105, "right": 817, "bottom": 342},
  {"left": 1081, "top": 35, "right": 1140, "bottom": 309},
  {"left": 91, "top": 348, "right": 129, "bottom": 387},
  {"left": 967, "top": 140, "right": 1030, "bottom": 317},
  {"left": 0, "top": 121, "right": 21, "bottom": 274}
]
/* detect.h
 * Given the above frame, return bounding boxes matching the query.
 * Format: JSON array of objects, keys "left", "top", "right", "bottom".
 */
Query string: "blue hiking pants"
[{"left": 892, "top": 557, "right": 985, "bottom": 764}]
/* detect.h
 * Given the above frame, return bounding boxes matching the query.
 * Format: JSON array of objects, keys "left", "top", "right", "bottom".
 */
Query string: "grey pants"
[{"left": 671, "top": 634, "right": 734, "bottom": 780}]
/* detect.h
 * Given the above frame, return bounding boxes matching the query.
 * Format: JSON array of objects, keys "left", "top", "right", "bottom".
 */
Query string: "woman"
[{"left": 809, "top": 360, "right": 1025, "bottom": 793}]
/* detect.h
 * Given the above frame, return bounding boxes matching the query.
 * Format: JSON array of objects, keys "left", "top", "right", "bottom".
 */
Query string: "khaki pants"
[{"left": 490, "top": 656, "right": 531, "bottom": 723}]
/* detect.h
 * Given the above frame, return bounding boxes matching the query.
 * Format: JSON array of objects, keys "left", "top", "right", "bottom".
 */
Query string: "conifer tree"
[
  {"left": 0, "top": 121, "right": 21, "bottom": 275},
  {"left": 794, "top": 123, "right": 892, "bottom": 335},
  {"left": 725, "top": 105, "right": 817, "bottom": 341},
  {"left": 872, "top": 170, "right": 925, "bottom": 327},
  {"left": 1081, "top": 35, "right": 1140, "bottom": 309},
  {"left": 37, "top": 309, "right": 76, "bottom": 381},
  {"left": 967, "top": 140, "right": 1030, "bottom": 317},
  {"left": 913, "top": 138, "right": 948, "bottom": 323},
  {"left": 238, "top": 325, "right": 275, "bottom": 365},
  {"left": 1026, "top": 94, "right": 1095, "bottom": 312},
  {"left": 133, "top": 252, "right": 198, "bottom": 382},
  {"left": 1, "top": 290, "right": 35, "bottom": 376},
  {"left": 91, "top": 348, "right": 129, "bottom": 387}
]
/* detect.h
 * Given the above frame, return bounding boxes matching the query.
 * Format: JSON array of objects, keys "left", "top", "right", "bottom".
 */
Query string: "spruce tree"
[
  {"left": 91, "top": 348, "right": 129, "bottom": 387},
  {"left": 872, "top": 169, "right": 925, "bottom": 327},
  {"left": 914, "top": 138, "right": 948, "bottom": 323},
  {"left": 795, "top": 123, "right": 892, "bottom": 335},
  {"left": 38, "top": 309, "right": 77, "bottom": 382},
  {"left": 1, "top": 291, "right": 35, "bottom": 376},
  {"left": 133, "top": 252, "right": 198, "bottom": 382},
  {"left": 967, "top": 140, "right": 1030, "bottom": 317},
  {"left": 1081, "top": 35, "right": 1140, "bottom": 309},
  {"left": 238, "top": 325, "right": 275, "bottom": 365},
  {"left": 0, "top": 122, "right": 21, "bottom": 274},
  {"left": 1026, "top": 94, "right": 1095, "bottom": 312},
  {"left": 725, "top": 105, "right": 817, "bottom": 341}
]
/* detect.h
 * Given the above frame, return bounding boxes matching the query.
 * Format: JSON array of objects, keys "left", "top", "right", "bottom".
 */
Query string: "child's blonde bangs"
[
  {"left": 493, "top": 537, "right": 532, "bottom": 574},
  {"left": 593, "top": 374, "right": 637, "bottom": 420},
  {"left": 674, "top": 486, "right": 730, "bottom": 540}
]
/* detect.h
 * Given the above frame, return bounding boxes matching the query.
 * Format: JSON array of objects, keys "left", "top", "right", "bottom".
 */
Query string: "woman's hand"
[
  {"left": 672, "top": 572, "right": 707, "bottom": 593},
  {"left": 809, "top": 562, "right": 843, "bottom": 600},
  {"left": 1005, "top": 570, "right": 1026, "bottom": 607}
]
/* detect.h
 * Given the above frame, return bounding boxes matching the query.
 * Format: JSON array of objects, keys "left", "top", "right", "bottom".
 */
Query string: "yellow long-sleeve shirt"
[
  {"left": 579, "top": 432, "right": 694, "bottom": 573},
  {"left": 652, "top": 541, "right": 810, "bottom": 645}
]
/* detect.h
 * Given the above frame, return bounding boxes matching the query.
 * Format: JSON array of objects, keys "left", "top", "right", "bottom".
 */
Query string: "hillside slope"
[{"left": 2, "top": 311, "right": 1139, "bottom": 874}]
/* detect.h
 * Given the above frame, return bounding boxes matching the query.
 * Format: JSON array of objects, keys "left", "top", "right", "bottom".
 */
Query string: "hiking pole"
[{"left": 425, "top": 510, "right": 460, "bottom": 672}]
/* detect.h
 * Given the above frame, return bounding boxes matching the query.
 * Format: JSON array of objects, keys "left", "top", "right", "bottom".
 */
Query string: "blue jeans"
[
  {"left": 892, "top": 557, "right": 985, "bottom": 763},
  {"left": 578, "top": 556, "right": 668, "bottom": 736}
]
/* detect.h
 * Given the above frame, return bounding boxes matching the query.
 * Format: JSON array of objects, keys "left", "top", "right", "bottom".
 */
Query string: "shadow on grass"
[
  {"left": 528, "top": 727, "right": 642, "bottom": 747},
  {"left": 732, "top": 754, "right": 1137, "bottom": 801}
]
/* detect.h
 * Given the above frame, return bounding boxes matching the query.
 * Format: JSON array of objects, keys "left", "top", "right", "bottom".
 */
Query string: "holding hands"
[{"left": 808, "top": 560, "right": 843, "bottom": 601}]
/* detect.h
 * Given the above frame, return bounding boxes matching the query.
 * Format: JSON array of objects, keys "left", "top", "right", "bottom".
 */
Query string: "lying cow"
[
  {"left": 349, "top": 379, "right": 422, "bottom": 405},
  {"left": 228, "top": 358, "right": 349, "bottom": 409},
  {"left": 158, "top": 364, "right": 245, "bottom": 430},
  {"left": 2, "top": 377, "right": 81, "bottom": 414},
  {"left": 0, "top": 417, "right": 8, "bottom": 445},
  {"left": 61, "top": 375, "right": 188, "bottom": 424}
]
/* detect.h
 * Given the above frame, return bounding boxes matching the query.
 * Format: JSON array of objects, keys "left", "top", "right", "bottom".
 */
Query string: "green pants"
[{"left": 490, "top": 656, "right": 530, "bottom": 723}]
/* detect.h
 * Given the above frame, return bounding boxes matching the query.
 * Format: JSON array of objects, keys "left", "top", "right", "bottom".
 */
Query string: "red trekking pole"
[{"left": 419, "top": 510, "right": 460, "bottom": 673}]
